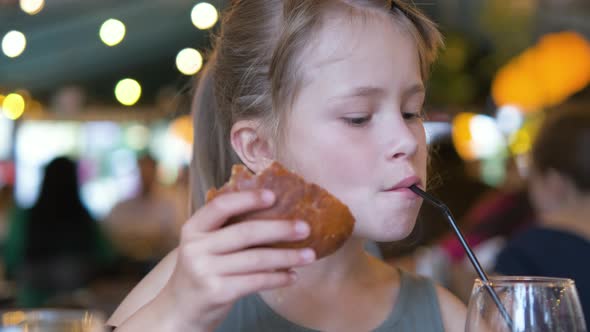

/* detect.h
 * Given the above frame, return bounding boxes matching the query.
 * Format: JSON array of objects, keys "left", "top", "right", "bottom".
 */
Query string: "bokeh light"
[
  {"left": 169, "top": 115, "right": 193, "bottom": 145},
  {"left": 492, "top": 31, "right": 590, "bottom": 111},
  {"left": 2, "top": 93, "right": 26, "bottom": 120},
  {"left": 115, "top": 79, "right": 142, "bottom": 106},
  {"left": 453, "top": 113, "right": 506, "bottom": 161},
  {"left": 508, "top": 114, "right": 544, "bottom": 156},
  {"left": 469, "top": 114, "right": 506, "bottom": 159},
  {"left": 452, "top": 113, "right": 475, "bottom": 160},
  {"left": 508, "top": 128, "right": 532, "bottom": 156},
  {"left": 20, "top": 0, "right": 45, "bottom": 15},
  {"left": 191, "top": 3, "right": 218, "bottom": 30},
  {"left": 2, "top": 31, "right": 27, "bottom": 58},
  {"left": 176, "top": 48, "right": 203, "bottom": 75},
  {"left": 125, "top": 124, "right": 151, "bottom": 151},
  {"left": 99, "top": 19, "right": 126, "bottom": 47},
  {"left": 496, "top": 105, "right": 524, "bottom": 136}
]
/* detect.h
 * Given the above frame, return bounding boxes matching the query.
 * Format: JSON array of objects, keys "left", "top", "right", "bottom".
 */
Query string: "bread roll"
[{"left": 206, "top": 162, "right": 355, "bottom": 259}]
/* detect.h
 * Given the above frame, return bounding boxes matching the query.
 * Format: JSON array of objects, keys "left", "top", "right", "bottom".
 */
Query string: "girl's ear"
[{"left": 230, "top": 120, "right": 274, "bottom": 173}]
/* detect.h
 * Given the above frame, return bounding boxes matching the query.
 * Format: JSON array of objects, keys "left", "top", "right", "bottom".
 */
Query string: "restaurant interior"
[{"left": 0, "top": 0, "right": 589, "bottom": 329}]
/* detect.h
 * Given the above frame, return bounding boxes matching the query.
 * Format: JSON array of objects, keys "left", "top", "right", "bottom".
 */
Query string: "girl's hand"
[{"left": 161, "top": 190, "right": 316, "bottom": 331}]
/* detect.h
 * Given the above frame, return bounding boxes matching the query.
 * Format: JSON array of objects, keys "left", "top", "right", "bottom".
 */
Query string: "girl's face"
[{"left": 279, "top": 13, "right": 427, "bottom": 242}]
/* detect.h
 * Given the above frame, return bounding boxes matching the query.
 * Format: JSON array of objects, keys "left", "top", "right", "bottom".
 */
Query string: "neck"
[
  {"left": 263, "top": 237, "right": 385, "bottom": 299},
  {"left": 259, "top": 237, "right": 399, "bottom": 332},
  {"left": 540, "top": 194, "right": 590, "bottom": 240}
]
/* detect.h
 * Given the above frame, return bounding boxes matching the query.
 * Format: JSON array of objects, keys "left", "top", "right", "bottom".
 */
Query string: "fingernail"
[
  {"left": 261, "top": 190, "right": 275, "bottom": 204},
  {"left": 289, "top": 271, "right": 298, "bottom": 282},
  {"left": 300, "top": 249, "right": 315, "bottom": 263},
  {"left": 294, "top": 221, "right": 310, "bottom": 236}
]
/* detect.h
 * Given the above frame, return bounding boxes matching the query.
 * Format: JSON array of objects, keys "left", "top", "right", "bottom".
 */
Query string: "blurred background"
[{"left": 0, "top": 0, "right": 589, "bottom": 317}]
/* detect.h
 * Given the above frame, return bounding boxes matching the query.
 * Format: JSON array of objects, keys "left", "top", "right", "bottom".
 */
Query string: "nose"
[{"left": 385, "top": 121, "right": 419, "bottom": 161}]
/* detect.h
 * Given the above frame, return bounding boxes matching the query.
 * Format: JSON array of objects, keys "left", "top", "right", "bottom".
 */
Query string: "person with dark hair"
[
  {"left": 4, "top": 156, "right": 114, "bottom": 307},
  {"left": 0, "top": 183, "right": 16, "bottom": 249},
  {"left": 494, "top": 105, "right": 590, "bottom": 321}
]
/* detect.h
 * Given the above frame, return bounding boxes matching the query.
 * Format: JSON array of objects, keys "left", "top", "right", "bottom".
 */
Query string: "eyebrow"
[
  {"left": 330, "top": 83, "right": 425, "bottom": 101},
  {"left": 403, "top": 83, "right": 426, "bottom": 99},
  {"left": 331, "top": 86, "right": 386, "bottom": 100}
]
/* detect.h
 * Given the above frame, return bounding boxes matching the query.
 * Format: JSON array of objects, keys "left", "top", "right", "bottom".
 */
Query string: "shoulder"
[
  {"left": 395, "top": 270, "right": 465, "bottom": 331},
  {"left": 497, "top": 227, "right": 559, "bottom": 261},
  {"left": 107, "top": 249, "right": 178, "bottom": 327},
  {"left": 495, "top": 227, "right": 547, "bottom": 259},
  {"left": 434, "top": 284, "right": 467, "bottom": 332},
  {"left": 509, "top": 226, "right": 549, "bottom": 241},
  {"left": 495, "top": 227, "right": 587, "bottom": 275}
]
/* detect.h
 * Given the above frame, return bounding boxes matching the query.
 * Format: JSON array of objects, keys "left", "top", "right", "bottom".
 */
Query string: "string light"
[
  {"left": 19, "top": 0, "right": 45, "bottom": 15},
  {"left": 2, "top": 31, "right": 27, "bottom": 58},
  {"left": 2, "top": 93, "right": 26, "bottom": 120},
  {"left": 176, "top": 48, "right": 203, "bottom": 75},
  {"left": 99, "top": 19, "right": 126, "bottom": 47},
  {"left": 115, "top": 79, "right": 142, "bottom": 106},
  {"left": 191, "top": 3, "right": 218, "bottom": 30}
]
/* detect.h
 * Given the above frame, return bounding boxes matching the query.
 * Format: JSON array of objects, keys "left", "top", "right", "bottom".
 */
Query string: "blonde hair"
[{"left": 190, "top": 0, "right": 443, "bottom": 212}]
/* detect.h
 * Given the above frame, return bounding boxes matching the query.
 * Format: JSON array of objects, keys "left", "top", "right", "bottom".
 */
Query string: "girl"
[{"left": 109, "top": 0, "right": 467, "bottom": 331}]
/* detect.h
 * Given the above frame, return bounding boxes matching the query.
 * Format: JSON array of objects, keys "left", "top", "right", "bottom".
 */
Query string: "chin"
[{"left": 354, "top": 213, "right": 418, "bottom": 242}]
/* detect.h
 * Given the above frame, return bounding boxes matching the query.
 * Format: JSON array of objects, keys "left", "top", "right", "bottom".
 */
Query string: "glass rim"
[
  {"left": 0, "top": 308, "right": 106, "bottom": 325},
  {"left": 0, "top": 308, "right": 104, "bottom": 314},
  {"left": 474, "top": 276, "right": 575, "bottom": 287}
]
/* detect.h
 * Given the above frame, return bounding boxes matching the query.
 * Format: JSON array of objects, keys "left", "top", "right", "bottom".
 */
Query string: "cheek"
[
  {"left": 419, "top": 143, "right": 428, "bottom": 180},
  {"left": 279, "top": 123, "right": 374, "bottom": 195}
]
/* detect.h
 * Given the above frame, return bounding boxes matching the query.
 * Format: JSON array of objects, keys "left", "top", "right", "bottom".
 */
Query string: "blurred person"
[
  {"left": 494, "top": 106, "right": 590, "bottom": 321},
  {"left": 3, "top": 156, "right": 114, "bottom": 307},
  {"left": 104, "top": 154, "right": 180, "bottom": 270},
  {"left": 0, "top": 184, "right": 15, "bottom": 247},
  {"left": 0, "top": 184, "right": 16, "bottom": 283}
]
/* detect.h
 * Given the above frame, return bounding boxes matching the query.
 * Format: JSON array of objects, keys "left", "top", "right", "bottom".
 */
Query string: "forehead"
[{"left": 299, "top": 11, "right": 422, "bottom": 95}]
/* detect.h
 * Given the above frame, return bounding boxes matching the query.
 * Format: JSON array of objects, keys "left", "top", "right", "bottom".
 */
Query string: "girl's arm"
[
  {"left": 108, "top": 190, "right": 314, "bottom": 332},
  {"left": 112, "top": 282, "right": 200, "bottom": 332},
  {"left": 107, "top": 249, "right": 177, "bottom": 328}
]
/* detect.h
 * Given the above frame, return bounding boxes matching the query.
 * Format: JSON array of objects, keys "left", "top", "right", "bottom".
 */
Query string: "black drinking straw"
[{"left": 409, "top": 185, "right": 514, "bottom": 330}]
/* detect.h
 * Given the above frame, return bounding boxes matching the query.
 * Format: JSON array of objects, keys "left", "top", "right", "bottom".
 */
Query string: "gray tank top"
[{"left": 214, "top": 269, "right": 445, "bottom": 332}]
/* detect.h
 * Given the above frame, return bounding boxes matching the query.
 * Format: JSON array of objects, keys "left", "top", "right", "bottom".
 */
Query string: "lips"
[{"left": 385, "top": 175, "right": 422, "bottom": 191}]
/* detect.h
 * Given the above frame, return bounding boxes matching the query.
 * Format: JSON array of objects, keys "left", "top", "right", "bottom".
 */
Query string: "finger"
[
  {"left": 183, "top": 190, "right": 275, "bottom": 233},
  {"left": 203, "top": 220, "right": 310, "bottom": 254},
  {"left": 213, "top": 248, "right": 316, "bottom": 275}
]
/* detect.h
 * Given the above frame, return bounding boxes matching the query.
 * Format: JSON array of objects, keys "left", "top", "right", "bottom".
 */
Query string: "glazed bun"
[{"left": 206, "top": 162, "right": 355, "bottom": 259}]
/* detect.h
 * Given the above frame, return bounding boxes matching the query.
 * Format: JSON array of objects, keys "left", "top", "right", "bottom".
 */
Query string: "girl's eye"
[
  {"left": 343, "top": 115, "right": 372, "bottom": 127},
  {"left": 403, "top": 111, "right": 425, "bottom": 121}
]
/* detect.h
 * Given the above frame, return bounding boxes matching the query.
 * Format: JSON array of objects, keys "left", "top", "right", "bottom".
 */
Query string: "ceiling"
[
  {"left": 0, "top": 0, "right": 227, "bottom": 107},
  {"left": 1, "top": 0, "right": 588, "bottom": 110}
]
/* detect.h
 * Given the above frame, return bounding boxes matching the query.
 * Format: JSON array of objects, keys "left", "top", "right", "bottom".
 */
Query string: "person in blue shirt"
[{"left": 494, "top": 105, "right": 590, "bottom": 322}]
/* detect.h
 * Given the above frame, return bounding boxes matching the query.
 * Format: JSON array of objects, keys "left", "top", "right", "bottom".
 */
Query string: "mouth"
[{"left": 383, "top": 176, "right": 423, "bottom": 193}]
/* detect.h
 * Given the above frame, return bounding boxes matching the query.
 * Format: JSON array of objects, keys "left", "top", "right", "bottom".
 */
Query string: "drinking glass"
[
  {"left": 0, "top": 309, "right": 106, "bottom": 332},
  {"left": 466, "top": 277, "right": 587, "bottom": 332}
]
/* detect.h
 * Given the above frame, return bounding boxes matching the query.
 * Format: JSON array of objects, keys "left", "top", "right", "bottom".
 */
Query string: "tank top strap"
[{"left": 375, "top": 268, "right": 445, "bottom": 331}]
